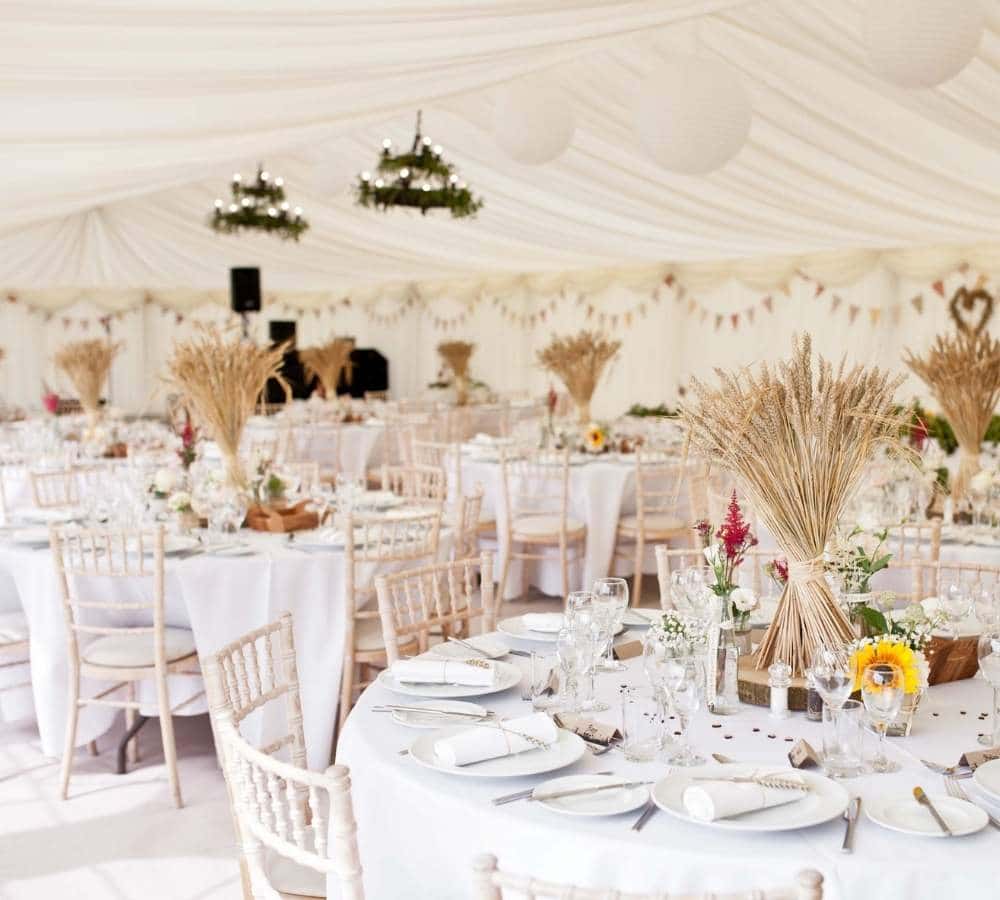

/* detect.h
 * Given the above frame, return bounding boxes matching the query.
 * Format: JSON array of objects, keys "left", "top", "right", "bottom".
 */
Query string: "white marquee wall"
[{"left": 0, "top": 264, "right": 992, "bottom": 420}]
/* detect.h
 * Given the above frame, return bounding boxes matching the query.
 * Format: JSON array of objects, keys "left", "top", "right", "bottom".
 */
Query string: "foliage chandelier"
[
  {"left": 210, "top": 164, "right": 309, "bottom": 241},
  {"left": 355, "top": 111, "right": 483, "bottom": 219}
]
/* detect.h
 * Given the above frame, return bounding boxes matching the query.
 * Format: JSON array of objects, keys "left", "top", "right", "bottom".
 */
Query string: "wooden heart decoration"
[{"left": 949, "top": 286, "right": 994, "bottom": 337}]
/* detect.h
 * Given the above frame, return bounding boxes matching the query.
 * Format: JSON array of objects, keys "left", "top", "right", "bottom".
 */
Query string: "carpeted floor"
[{"left": 0, "top": 589, "right": 568, "bottom": 899}]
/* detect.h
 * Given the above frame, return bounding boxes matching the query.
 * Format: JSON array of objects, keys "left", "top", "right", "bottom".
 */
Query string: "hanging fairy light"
[
  {"left": 355, "top": 111, "right": 483, "bottom": 218},
  {"left": 209, "top": 164, "right": 309, "bottom": 240}
]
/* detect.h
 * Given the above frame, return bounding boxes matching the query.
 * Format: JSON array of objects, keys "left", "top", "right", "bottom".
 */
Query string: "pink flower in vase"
[{"left": 42, "top": 392, "right": 59, "bottom": 415}]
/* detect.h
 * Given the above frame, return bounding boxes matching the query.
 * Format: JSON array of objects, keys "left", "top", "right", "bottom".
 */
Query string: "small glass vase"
[
  {"left": 886, "top": 690, "right": 922, "bottom": 737},
  {"left": 733, "top": 612, "right": 753, "bottom": 656},
  {"left": 841, "top": 592, "right": 876, "bottom": 638},
  {"left": 711, "top": 594, "right": 741, "bottom": 716}
]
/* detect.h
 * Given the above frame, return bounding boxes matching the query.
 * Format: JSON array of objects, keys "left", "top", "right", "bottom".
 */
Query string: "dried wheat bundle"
[
  {"left": 537, "top": 330, "right": 620, "bottom": 425},
  {"left": 299, "top": 338, "right": 354, "bottom": 396},
  {"left": 437, "top": 341, "right": 475, "bottom": 406},
  {"left": 53, "top": 339, "right": 122, "bottom": 416},
  {"left": 165, "top": 326, "right": 288, "bottom": 488},
  {"left": 681, "top": 334, "right": 910, "bottom": 675},
  {"left": 904, "top": 332, "right": 1000, "bottom": 502}
]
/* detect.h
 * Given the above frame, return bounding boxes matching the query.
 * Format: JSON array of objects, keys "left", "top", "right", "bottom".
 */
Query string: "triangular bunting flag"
[
  {"left": 762, "top": 296, "right": 773, "bottom": 312},
  {"left": 730, "top": 313, "right": 740, "bottom": 330},
  {"left": 868, "top": 307, "right": 881, "bottom": 326},
  {"left": 911, "top": 295, "right": 924, "bottom": 313},
  {"left": 700, "top": 309, "right": 708, "bottom": 324},
  {"left": 714, "top": 314, "right": 724, "bottom": 331},
  {"left": 747, "top": 308, "right": 756, "bottom": 325},
  {"left": 664, "top": 273, "right": 675, "bottom": 287},
  {"left": 831, "top": 296, "right": 843, "bottom": 313},
  {"left": 687, "top": 299, "right": 697, "bottom": 315},
  {"left": 932, "top": 280, "right": 945, "bottom": 297},
  {"left": 815, "top": 284, "right": 825, "bottom": 298},
  {"left": 848, "top": 305, "right": 860, "bottom": 324}
]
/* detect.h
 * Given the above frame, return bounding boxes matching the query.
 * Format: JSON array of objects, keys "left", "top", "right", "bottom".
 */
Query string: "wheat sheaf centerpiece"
[
  {"left": 904, "top": 331, "right": 1000, "bottom": 504},
  {"left": 299, "top": 338, "right": 355, "bottom": 398},
  {"left": 437, "top": 341, "right": 475, "bottom": 406},
  {"left": 165, "top": 326, "right": 288, "bottom": 490},
  {"left": 53, "top": 339, "right": 123, "bottom": 423},
  {"left": 682, "top": 334, "right": 909, "bottom": 675},
  {"left": 537, "top": 330, "right": 620, "bottom": 426}
]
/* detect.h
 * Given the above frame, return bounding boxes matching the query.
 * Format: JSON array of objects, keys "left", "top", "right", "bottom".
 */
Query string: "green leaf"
[{"left": 857, "top": 605, "right": 888, "bottom": 636}]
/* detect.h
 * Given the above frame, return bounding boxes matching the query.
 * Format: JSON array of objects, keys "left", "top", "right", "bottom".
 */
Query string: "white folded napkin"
[
  {"left": 522, "top": 613, "right": 564, "bottom": 633},
  {"left": 682, "top": 772, "right": 805, "bottom": 822},
  {"left": 426, "top": 636, "right": 507, "bottom": 659},
  {"left": 390, "top": 658, "right": 497, "bottom": 687},
  {"left": 434, "top": 712, "right": 558, "bottom": 766}
]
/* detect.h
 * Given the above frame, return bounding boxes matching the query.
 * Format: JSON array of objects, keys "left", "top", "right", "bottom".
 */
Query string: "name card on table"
[
  {"left": 787, "top": 739, "right": 822, "bottom": 769},
  {"left": 556, "top": 712, "right": 621, "bottom": 746},
  {"left": 613, "top": 640, "right": 643, "bottom": 661},
  {"left": 959, "top": 746, "right": 1000, "bottom": 770}
]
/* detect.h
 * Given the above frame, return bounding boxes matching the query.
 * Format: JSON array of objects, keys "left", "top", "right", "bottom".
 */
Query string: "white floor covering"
[{"left": 0, "top": 714, "right": 242, "bottom": 900}]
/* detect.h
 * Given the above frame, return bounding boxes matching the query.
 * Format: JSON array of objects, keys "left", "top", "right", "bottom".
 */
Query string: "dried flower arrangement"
[
  {"left": 536, "top": 330, "right": 620, "bottom": 425},
  {"left": 299, "top": 338, "right": 354, "bottom": 397},
  {"left": 53, "top": 339, "right": 123, "bottom": 418},
  {"left": 437, "top": 341, "right": 475, "bottom": 406}
]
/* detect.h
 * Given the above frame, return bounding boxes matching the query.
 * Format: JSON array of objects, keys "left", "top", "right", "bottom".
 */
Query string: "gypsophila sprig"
[{"left": 649, "top": 611, "right": 708, "bottom": 656}]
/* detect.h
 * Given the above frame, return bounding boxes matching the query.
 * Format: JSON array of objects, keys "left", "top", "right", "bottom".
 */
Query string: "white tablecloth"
[
  {"left": 243, "top": 421, "right": 384, "bottom": 480},
  {"left": 0, "top": 528, "right": 440, "bottom": 769},
  {"left": 336, "top": 630, "right": 1000, "bottom": 900}
]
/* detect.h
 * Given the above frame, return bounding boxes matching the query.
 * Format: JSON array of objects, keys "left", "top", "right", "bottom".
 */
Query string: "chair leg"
[
  {"left": 339, "top": 660, "right": 355, "bottom": 731},
  {"left": 497, "top": 543, "right": 513, "bottom": 606},
  {"left": 154, "top": 675, "right": 183, "bottom": 808},
  {"left": 125, "top": 682, "right": 139, "bottom": 764},
  {"left": 633, "top": 537, "right": 644, "bottom": 607},
  {"left": 561, "top": 542, "right": 569, "bottom": 600},
  {"left": 60, "top": 674, "right": 80, "bottom": 800}
]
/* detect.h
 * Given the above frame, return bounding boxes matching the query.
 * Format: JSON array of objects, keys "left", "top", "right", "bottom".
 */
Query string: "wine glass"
[
  {"left": 665, "top": 657, "right": 705, "bottom": 766},
  {"left": 569, "top": 608, "right": 608, "bottom": 713},
  {"left": 942, "top": 581, "right": 972, "bottom": 639},
  {"left": 555, "top": 626, "right": 580, "bottom": 712},
  {"left": 564, "top": 590, "right": 594, "bottom": 626},
  {"left": 861, "top": 663, "right": 905, "bottom": 773},
  {"left": 810, "top": 645, "right": 854, "bottom": 710},
  {"left": 973, "top": 584, "right": 1000, "bottom": 630},
  {"left": 978, "top": 630, "right": 1000, "bottom": 747},
  {"left": 592, "top": 577, "right": 628, "bottom": 671}
]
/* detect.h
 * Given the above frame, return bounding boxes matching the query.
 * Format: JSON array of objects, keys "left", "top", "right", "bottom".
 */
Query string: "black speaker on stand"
[{"left": 230, "top": 267, "right": 261, "bottom": 339}]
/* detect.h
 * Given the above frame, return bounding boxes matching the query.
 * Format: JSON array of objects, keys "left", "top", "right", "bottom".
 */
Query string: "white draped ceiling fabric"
[{"left": 3, "top": 0, "right": 1000, "bottom": 413}]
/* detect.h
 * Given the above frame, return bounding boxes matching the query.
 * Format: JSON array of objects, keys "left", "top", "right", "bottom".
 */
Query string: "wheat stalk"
[
  {"left": 299, "top": 337, "right": 355, "bottom": 396},
  {"left": 904, "top": 331, "right": 1000, "bottom": 502},
  {"left": 681, "top": 334, "right": 910, "bottom": 675},
  {"left": 437, "top": 341, "right": 475, "bottom": 406},
  {"left": 537, "top": 330, "right": 620, "bottom": 425},
  {"left": 164, "top": 325, "right": 288, "bottom": 489},
  {"left": 53, "top": 339, "right": 122, "bottom": 416}
]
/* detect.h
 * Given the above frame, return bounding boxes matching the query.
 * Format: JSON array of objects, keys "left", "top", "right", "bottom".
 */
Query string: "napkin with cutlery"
[
  {"left": 682, "top": 772, "right": 806, "bottom": 822},
  {"left": 434, "top": 712, "right": 558, "bottom": 766},
  {"left": 390, "top": 658, "right": 497, "bottom": 687},
  {"left": 522, "top": 613, "right": 564, "bottom": 633}
]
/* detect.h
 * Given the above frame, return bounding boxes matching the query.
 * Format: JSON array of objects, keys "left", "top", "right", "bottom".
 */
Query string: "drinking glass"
[
  {"left": 565, "top": 590, "right": 595, "bottom": 624},
  {"left": 973, "top": 585, "right": 1000, "bottom": 630},
  {"left": 942, "top": 581, "right": 972, "bottom": 639},
  {"left": 620, "top": 687, "right": 661, "bottom": 762},
  {"left": 592, "top": 577, "right": 629, "bottom": 671},
  {"left": 555, "top": 626, "right": 580, "bottom": 711},
  {"left": 861, "top": 663, "right": 904, "bottom": 773},
  {"left": 977, "top": 630, "right": 1000, "bottom": 747},
  {"left": 570, "top": 609, "right": 608, "bottom": 713},
  {"left": 810, "top": 645, "right": 854, "bottom": 710},
  {"left": 822, "top": 699, "right": 865, "bottom": 778},
  {"left": 529, "top": 651, "right": 558, "bottom": 711},
  {"left": 665, "top": 657, "right": 705, "bottom": 766}
]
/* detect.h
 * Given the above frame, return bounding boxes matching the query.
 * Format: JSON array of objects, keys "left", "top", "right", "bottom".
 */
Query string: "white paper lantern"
[
  {"left": 863, "top": 0, "right": 985, "bottom": 89},
  {"left": 493, "top": 81, "right": 575, "bottom": 165},
  {"left": 634, "top": 56, "right": 751, "bottom": 175}
]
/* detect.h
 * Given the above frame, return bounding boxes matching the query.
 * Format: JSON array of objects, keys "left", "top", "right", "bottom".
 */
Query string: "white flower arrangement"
[
  {"left": 730, "top": 587, "right": 759, "bottom": 614},
  {"left": 167, "top": 491, "right": 193, "bottom": 513},
  {"left": 649, "top": 610, "right": 708, "bottom": 656},
  {"left": 151, "top": 467, "right": 178, "bottom": 497}
]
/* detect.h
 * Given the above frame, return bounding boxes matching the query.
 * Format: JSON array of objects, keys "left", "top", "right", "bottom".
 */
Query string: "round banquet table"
[
  {"left": 0, "top": 526, "right": 444, "bottom": 770},
  {"left": 460, "top": 453, "right": 698, "bottom": 601},
  {"left": 242, "top": 420, "right": 384, "bottom": 480},
  {"left": 335, "top": 629, "right": 1000, "bottom": 900}
]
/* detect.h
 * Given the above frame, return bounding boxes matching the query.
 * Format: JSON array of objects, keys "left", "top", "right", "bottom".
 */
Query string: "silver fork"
[
  {"left": 921, "top": 758, "right": 973, "bottom": 779},
  {"left": 944, "top": 775, "right": 1000, "bottom": 830}
]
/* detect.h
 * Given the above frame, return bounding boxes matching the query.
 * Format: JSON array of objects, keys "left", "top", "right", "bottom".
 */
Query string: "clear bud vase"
[{"left": 711, "top": 594, "right": 741, "bottom": 716}]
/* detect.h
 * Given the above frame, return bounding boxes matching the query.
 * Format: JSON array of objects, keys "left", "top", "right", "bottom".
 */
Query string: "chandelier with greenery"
[
  {"left": 210, "top": 164, "right": 309, "bottom": 241},
  {"left": 355, "top": 112, "right": 483, "bottom": 219}
]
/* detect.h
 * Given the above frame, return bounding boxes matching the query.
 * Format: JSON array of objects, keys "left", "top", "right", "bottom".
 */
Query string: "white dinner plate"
[
  {"left": 9, "top": 527, "right": 51, "bottom": 546},
  {"left": 17, "top": 507, "right": 83, "bottom": 524},
  {"left": 377, "top": 660, "right": 522, "bottom": 699},
  {"left": 497, "top": 615, "right": 625, "bottom": 643},
  {"left": 531, "top": 773, "right": 649, "bottom": 817},
  {"left": 355, "top": 491, "right": 404, "bottom": 511},
  {"left": 162, "top": 535, "right": 200, "bottom": 555},
  {"left": 425, "top": 637, "right": 510, "bottom": 661},
  {"left": 652, "top": 764, "right": 849, "bottom": 832},
  {"left": 865, "top": 791, "right": 987, "bottom": 837},
  {"left": 407, "top": 726, "right": 585, "bottom": 778},
  {"left": 972, "top": 758, "right": 1000, "bottom": 801},
  {"left": 390, "top": 700, "right": 489, "bottom": 729}
]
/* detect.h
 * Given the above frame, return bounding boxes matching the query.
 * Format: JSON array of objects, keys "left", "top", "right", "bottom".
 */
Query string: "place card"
[
  {"left": 555, "top": 711, "right": 621, "bottom": 746},
  {"left": 612, "top": 640, "right": 643, "bottom": 661},
  {"left": 959, "top": 746, "right": 1000, "bottom": 770},
  {"left": 787, "top": 739, "right": 821, "bottom": 769}
]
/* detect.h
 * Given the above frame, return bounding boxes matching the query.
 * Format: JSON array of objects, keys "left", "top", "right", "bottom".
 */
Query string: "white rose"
[
  {"left": 167, "top": 491, "right": 191, "bottom": 512},
  {"left": 153, "top": 468, "right": 177, "bottom": 494},
  {"left": 921, "top": 596, "right": 942, "bottom": 618},
  {"left": 731, "top": 587, "right": 759, "bottom": 613},
  {"left": 703, "top": 544, "right": 721, "bottom": 567}
]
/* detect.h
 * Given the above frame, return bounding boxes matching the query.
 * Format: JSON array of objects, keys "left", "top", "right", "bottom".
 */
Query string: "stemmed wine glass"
[
  {"left": 810, "top": 645, "right": 855, "bottom": 710},
  {"left": 978, "top": 630, "right": 1000, "bottom": 747},
  {"left": 861, "top": 663, "right": 905, "bottom": 773},
  {"left": 664, "top": 656, "right": 705, "bottom": 766},
  {"left": 942, "top": 581, "right": 972, "bottom": 639},
  {"left": 973, "top": 585, "right": 1000, "bottom": 630},
  {"left": 592, "top": 577, "right": 629, "bottom": 671}
]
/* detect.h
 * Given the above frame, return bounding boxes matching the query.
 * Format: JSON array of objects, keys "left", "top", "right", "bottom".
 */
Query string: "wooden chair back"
[
  {"left": 498, "top": 448, "right": 571, "bottom": 531},
  {"left": 375, "top": 552, "right": 495, "bottom": 663},
  {"left": 910, "top": 560, "right": 1000, "bottom": 601},
  {"left": 31, "top": 468, "right": 79, "bottom": 508},
  {"left": 454, "top": 488, "right": 485, "bottom": 560}
]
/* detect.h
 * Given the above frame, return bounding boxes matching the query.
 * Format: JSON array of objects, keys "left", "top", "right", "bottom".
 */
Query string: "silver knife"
[
  {"left": 491, "top": 770, "right": 614, "bottom": 805},
  {"left": 914, "top": 786, "right": 952, "bottom": 836},
  {"left": 631, "top": 799, "right": 658, "bottom": 832},
  {"left": 529, "top": 780, "right": 652, "bottom": 803},
  {"left": 841, "top": 796, "right": 860, "bottom": 853}
]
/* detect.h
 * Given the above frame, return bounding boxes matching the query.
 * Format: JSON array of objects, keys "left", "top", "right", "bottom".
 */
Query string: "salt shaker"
[{"left": 768, "top": 661, "right": 792, "bottom": 720}]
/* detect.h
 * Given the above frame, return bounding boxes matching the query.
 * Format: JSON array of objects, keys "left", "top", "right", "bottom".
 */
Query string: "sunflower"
[
  {"left": 583, "top": 422, "right": 607, "bottom": 454},
  {"left": 849, "top": 638, "right": 921, "bottom": 694}
]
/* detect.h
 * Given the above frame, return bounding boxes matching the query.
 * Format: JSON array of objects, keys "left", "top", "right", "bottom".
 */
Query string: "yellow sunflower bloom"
[
  {"left": 584, "top": 424, "right": 606, "bottom": 453},
  {"left": 850, "top": 639, "right": 920, "bottom": 694}
]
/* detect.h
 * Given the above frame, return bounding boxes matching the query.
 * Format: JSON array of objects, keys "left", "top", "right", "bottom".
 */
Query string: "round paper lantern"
[
  {"left": 863, "top": 0, "right": 985, "bottom": 89},
  {"left": 493, "top": 81, "right": 575, "bottom": 165},
  {"left": 634, "top": 56, "right": 751, "bottom": 175}
]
